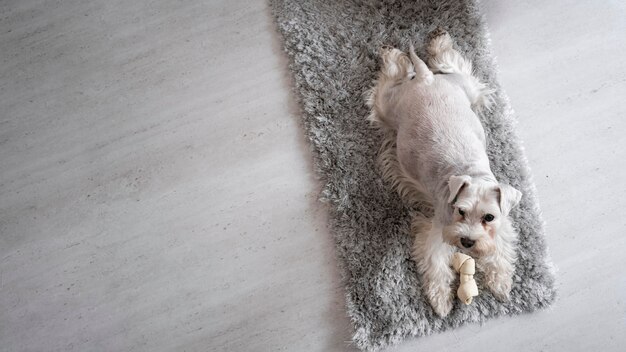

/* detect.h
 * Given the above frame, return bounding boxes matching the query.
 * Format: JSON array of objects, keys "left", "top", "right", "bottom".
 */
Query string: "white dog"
[{"left": 367, "top": 29, "right": 522, "bottom": 317}]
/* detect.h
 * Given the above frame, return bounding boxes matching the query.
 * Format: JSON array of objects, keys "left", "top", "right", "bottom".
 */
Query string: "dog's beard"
[{"left": 442, "top": 224, "right": 496, "bottom": 257}]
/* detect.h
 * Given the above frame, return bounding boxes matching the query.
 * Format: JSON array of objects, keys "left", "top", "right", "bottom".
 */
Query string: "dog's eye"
[
  {"left": 458, "top": 208, "right": 465, "bottom": 217},
  {"left": 483, "top": 214, "right": 495, "bottom": 222}
]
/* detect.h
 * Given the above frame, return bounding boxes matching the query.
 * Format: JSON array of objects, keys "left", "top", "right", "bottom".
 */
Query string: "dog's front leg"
[
  {"left": 412, "top": 220, "right": 455, "bottom": 317},
  {"left": 478, "top": 225, "right": 517, "bottom": 301},
  {"left": 479, "top": 254, "right": 514, "bottom": 301}
]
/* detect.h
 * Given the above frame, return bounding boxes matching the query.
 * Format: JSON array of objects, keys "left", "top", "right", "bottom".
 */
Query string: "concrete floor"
[{"left": 1, "top": 0, "right": 624, "bottom": 351}]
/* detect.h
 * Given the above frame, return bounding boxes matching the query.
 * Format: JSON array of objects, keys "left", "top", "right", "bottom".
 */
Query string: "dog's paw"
[
  {"left": 486, "top": 272, "right": 513, "bottom": 302},
  {"left": 380, "top": 48, "right": 411, "bottom": 79},
  {"left": 428, "top": 27, "right": 448, "bottom": 40},
  {"left": 427, "top": 285, "right": 454, "bottom": 317},
  {"left": 427, "top": 28, "right": 452, "bottom": 55},
  {"left": 379, "top": 45, "right": 393, "bottom": 56}
]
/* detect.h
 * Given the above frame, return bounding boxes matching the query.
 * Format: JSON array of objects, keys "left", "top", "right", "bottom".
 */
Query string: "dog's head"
[{"left": 442, "top": 175, "right": 522, "bottom": 257}]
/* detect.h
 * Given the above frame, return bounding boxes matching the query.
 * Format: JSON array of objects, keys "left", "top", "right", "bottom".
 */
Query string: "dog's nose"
[{"left": 460, "top": 237, "right": 475, "bottom": 248}]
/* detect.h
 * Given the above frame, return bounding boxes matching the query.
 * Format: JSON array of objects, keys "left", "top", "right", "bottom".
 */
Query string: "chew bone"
[{"left": 452, "top": 252, "right": 479, "bottom": 304}]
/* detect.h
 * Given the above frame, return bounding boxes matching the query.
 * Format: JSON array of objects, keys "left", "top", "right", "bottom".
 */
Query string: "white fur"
[{"left": 367, "top": 30, "right": 522, "bottom": 317}]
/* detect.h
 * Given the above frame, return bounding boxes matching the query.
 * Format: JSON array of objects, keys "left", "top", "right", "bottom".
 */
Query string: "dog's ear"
[
  {"left": 448, "top": 175, "right": 472, "bottom": 203},
  {"left": 496, "top": 184, "right": 522, "bottom": 215}
]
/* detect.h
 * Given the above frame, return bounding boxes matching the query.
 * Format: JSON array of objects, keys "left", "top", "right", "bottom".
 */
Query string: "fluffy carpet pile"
[{"left": 269, "top": 0, "right": 556, "bottom": 350}]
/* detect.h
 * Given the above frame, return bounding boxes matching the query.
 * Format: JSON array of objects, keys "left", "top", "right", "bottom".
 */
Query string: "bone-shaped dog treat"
[{"left": 452, "top": 252, "right": 479, "bottom": 305}]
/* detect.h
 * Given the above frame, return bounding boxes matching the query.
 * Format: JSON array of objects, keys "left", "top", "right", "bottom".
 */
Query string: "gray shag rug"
[{"left": 269, "top": 0, "right": 557, "bottom": 350}]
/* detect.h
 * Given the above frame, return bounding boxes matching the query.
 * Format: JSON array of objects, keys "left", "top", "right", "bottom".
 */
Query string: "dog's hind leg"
[
  {"left": 366, "top": 47, "right": 412, "bottom": 129},
  {"left": 379, "top": 47, "right": 415, "bottom": 82},
  {"left": 427, "top": 28, "right": 495, "bottom": 112},
  {"left": 367, "top": 47, "right": 434, "bottom": 129},
  {"left": 427, "top": 28, "right": 472, "bottom": 75}
]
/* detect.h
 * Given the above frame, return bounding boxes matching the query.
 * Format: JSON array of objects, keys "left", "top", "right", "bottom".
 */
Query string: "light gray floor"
[{"left": 1, "top": 0, "right": 624, "bottom": 351}]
